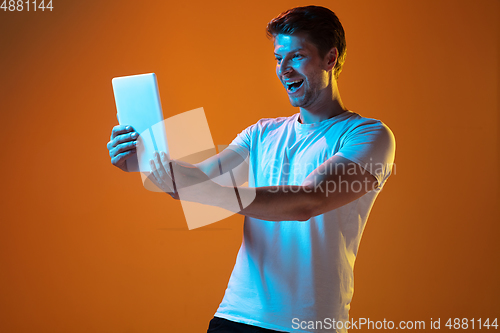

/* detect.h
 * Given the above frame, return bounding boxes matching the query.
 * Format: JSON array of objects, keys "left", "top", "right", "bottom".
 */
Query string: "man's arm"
[
  {"left": 151, "top": 152, "right": 377, "bottom": 221},
  {"left": 194, "top": 146, "right": 249, "bottom": 187},
  {"left": 218, "top": 155, "right": 378, "bottom": 221}
]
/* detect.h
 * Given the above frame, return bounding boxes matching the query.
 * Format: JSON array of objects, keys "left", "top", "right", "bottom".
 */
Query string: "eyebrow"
[{"left": 274, "top": 47, "right": 304, "bottom": 57}]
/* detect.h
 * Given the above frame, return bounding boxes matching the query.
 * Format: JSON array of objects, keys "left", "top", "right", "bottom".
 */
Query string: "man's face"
[{"left": 274, "top": 33, "right": 331, "bottom": 109}]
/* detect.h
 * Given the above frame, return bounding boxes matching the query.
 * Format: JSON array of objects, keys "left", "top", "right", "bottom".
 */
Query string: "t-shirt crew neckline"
[{"left": 294, "top": 110, "right": 352, "bottom": 134}]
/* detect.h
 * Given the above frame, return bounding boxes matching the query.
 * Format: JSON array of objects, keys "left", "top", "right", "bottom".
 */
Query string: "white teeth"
[{"left": 286, "top": 79, "right": 304, "bottom": 91}]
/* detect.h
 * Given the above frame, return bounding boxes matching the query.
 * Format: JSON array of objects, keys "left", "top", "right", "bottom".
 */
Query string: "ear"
[{"left": 325, "top": 47, "right": 338, "bottom": 72}]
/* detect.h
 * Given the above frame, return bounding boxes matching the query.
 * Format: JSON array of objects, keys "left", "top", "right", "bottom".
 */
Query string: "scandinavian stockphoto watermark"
[
  {"left": 291, "top": 317, "right": 498, "bottom": 331},
  {"left": 292, "top": 317, "right": 425, "bottom": 331},
  {"left": 265, "top": 159, "right": 395, "bottom": 195}
]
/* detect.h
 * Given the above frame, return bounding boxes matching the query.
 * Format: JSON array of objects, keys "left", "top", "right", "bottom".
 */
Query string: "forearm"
[
  {"left": 191, "top": 175, "right": 374, "bottom": 221},
  {"left": 154, "top": 154, "right": 375, "bottom": 222},
  {"left": 208, "top": 184, "right": 320, "bottom": 221}
]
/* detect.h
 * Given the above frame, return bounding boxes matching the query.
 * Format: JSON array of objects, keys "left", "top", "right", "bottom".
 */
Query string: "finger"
[
  {"left": 110, "top": 125, "right": 135, "bottom": 140},
  {"left": 109, "top": 139, "right": 137, "bottom": 158},
  {"left": 155, "top": 152, "right": 176, "bottom": 189},
  {"left": 152, "top": 151, "right": 169, "bottom": 180},
  {"left": 153, "top": 152, "right": 176, "bottom": 191},
  {"left": 150, "top": 157, "right": 167, "bottom": 187},
  {"left": 149, "top": 158, "right": 159, "bottom": 179},
  {"left": 160, "top": 152, "right": 173, "bottom": 178},
  {"left": 107, "top": 130, "right": 139, "bottom": 151},
  {"left": 149, "top": 159, "right": 162, "bottom": 187},
  {"left": 149, "top": 160, "right": 175, "bottom": 193},
  {"left": 157, "top": 153, "right": 179, "bottom": 194},
  {"left": 110, "top": 149, "right": 136, "bottom": 168},
  {"left": 161, "top": 152, "right": 177, "bottom": 193}
]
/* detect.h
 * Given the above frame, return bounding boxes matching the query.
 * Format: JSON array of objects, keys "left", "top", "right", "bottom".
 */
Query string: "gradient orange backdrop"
[{"left": 0, "top": 0, "right": 498, "bottom": 332}]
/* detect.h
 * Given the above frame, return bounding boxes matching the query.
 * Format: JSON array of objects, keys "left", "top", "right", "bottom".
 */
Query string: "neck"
[{"left": 298, "top": 80, "right": 347, "bottom": 124}]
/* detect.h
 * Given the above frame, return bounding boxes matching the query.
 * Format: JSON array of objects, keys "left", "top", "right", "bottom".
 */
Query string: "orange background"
[{"left": 0, "top": 0, "right": 498, "bottom": 332}]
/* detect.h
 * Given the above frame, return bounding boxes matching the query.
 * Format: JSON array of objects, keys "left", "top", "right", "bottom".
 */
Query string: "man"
[{"left": 107, "top": 5, "right": 395, "bottom": 333}]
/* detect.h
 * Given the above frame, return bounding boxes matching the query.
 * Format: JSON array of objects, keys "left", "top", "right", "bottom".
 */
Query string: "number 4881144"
[{"left": 1, "top": 0, "right": 54, "bottom": 11}]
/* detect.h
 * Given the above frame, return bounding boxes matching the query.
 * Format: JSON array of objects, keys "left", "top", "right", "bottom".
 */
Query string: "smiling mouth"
[{"left": 286, "top": 79, "right": 304, "bottom": 93}]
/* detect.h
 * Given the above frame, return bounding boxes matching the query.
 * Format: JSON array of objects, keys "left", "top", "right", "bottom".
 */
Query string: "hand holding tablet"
[
  {"left": 107, "top": 124, "right": 139, "bottom": 172},
  {"left": 110, "top": 73, "right": 169, "bottom": 173}
]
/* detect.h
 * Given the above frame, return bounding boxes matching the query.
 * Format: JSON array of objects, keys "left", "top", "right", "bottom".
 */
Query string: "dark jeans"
[{"left": 207, "top": 316, "right": 289, "bottom": 333}]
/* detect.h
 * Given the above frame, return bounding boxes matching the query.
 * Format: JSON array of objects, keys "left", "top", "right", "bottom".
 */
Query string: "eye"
[
  {"left": 275, "top": 57, "right": 282, "bottom": 64},
  {"left": 293, "top": 54, "right": 304, "bottom": 60}
]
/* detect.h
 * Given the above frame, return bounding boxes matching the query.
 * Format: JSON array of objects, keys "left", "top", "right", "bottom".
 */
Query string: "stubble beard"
[{"left": 289, "top": 78, "right": 320, "bottom": 109}]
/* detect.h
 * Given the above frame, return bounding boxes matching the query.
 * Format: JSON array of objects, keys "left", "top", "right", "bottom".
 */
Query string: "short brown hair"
[{"left": 266, "top": 5, "right": 347, "bottom": 80}]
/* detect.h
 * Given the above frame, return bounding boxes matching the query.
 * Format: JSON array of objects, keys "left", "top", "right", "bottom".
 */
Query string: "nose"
[{"left": 277, "top": 61, "right": 293, "bottom": 78}]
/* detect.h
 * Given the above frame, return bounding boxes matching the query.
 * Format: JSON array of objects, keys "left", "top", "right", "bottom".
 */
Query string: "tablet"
[{"left": 112, "top": 73, "right": 169, "bottom": 173}]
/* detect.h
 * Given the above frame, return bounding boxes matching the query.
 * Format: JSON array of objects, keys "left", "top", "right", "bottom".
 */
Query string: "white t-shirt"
[{"left": 215, "top": 111, "right": 396, "bottom": 333}]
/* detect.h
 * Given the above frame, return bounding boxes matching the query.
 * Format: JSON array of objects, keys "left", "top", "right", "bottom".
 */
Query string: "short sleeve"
[
  {"left": 335, "top": 121, "right": 396, "bottom": 189},
  {"left": 227, "top": 123, "right": 254, "bottom": 160}
]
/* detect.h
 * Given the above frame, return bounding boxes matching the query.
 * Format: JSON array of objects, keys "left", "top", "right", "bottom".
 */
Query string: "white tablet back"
[{"left": 112, "top": 73, "right": 168, "bottom": 173}]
